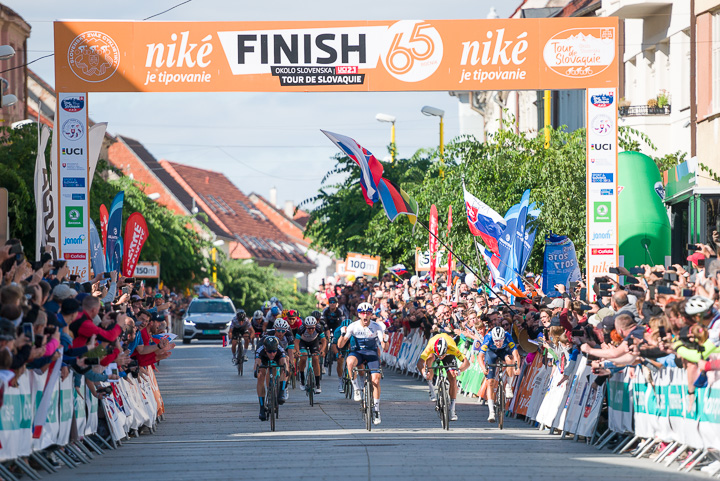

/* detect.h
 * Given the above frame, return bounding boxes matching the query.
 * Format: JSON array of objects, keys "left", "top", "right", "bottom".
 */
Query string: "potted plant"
[
  {"left": 647, "top": 98, "right": 658, "bottom": 108},
  {"left": 657, "top": 89, "right": 670, "bottom": 108},
  {"left": 619, "top": 97, "right": 631, "bottom": 108}
]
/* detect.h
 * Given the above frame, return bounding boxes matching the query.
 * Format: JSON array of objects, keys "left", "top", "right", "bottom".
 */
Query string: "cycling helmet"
[
  {"left": 357, "top": 302, "right": 373, "bottom": 313},
  {"left": 341, "top": 319, "right": 353, "bottom": 328},
  {"left": 274, "top": 319, "right": 290, "bottom": 331},
  {"left": 263, "top": 336, "right": 279, "bottom": 352},
  {"left": 311, "top": 310, "right": 322, "bottom": 320},
  {"left": 685, "top": 296, "right": 714, "bottom": 316},
  {"left": 270, "top": 296, "right": 279, "bottom": 304},
  {"left": 253, "top": 310, "right": 263, "bottom": 320},
  {"left": 270, "top": 306, "right": 280, "bottom": 316},
  {"left": 434, "top": 336, "right": 448, "bottom": 357},
  {"left": 304, "top": 316, "right": 318, "bottom": 328},
  {"left": 263, "top": 301, "right": 272, "bottom": 310},
  {"left": 491, "top": 326, "right": 506, "bottom": 342},
  {"left": 287, "top": 309, "right": 299, "bottom": 318},
  {"left": 236, "top": 308, "right": 246, "bottom": 320}
]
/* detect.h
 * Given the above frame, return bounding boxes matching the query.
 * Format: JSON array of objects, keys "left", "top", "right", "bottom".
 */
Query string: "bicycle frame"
[{"left": 353, "top": 366, "right": 383, "bottom": 431}]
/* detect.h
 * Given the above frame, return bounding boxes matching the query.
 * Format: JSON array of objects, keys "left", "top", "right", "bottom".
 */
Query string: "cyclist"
[
  {"left": 229, "top": 309, "right": 254, "bottom": 363},
  {"left": 261, "top": 300, "right": 272, "bottom": 318},
  {"left": 322, "top": 298, "right": 344, "bottom": 339},
  {"left": 254, "top": 336, "right": 287, "bottom": 421},
  {"left": 270, "top": 296, "right": 283, "bottom": 310},
  {"left": 251, "top": 310, "right": 265, "bottom": 349},
  {"left": 333, "top": 319, "right": 353, "bottom": 392},
  {"left": 475, "top": 326, "right": 521, "bottom": 423},
  {"left": 264, "top": 318, "right": 294, "bottom": 403},
  {"left": 417, "top": 334, "right": 470, "bottom": 421},
  {"left": 296, "top": 316, "right": 327, "bottom": 394},
  {"left": 338, "top": 302, "right": 387, "bottom": 425},
  {"left": 286, "top": 309, "right": 303, "bottom": 335},
  {"left": 263, "top": 306, "right": 281, "bottom": 332},
  {"left": 311, "top": 309, "right": 330, "bottom": 374}
]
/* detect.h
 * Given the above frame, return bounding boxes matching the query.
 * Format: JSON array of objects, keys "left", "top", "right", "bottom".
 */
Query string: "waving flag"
[
  {"left": 388, "top": 264, "right": 408, "bottom": 276},
  {"left": 105, "top": 192, "right": 124, "bottom": 272},
  {"left": 322, "top": 130, "right": 384, "bottom": 205},
  {"left": 463, "top": 185, "right": 506, "bottom": 254},
  {"left": 377, "top": 178, "right": 418, "bottom": 225},
  {"left": 479, "top": 242, "right": 502, "bottom": 288}
]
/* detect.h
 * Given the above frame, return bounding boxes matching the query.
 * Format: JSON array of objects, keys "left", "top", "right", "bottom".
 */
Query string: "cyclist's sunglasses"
[{"left": 266, "top": 350, "right": 278, "bottom": 354}]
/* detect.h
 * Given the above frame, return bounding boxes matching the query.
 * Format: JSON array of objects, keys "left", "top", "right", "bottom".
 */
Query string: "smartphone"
[
  {"left": 579, "top": 288, "right": 587, "bottom": 301},
  {"left": 657, "top": 286, "right": 674, "bottom": 295},
  {"left": 663, "top": 273, "right": 678, "bottom": 282},
  {"left": 569, "top": 281, "right": 578, "bottom": 292},
  {"left": 22, "top": 323, "right": 34, "bottom": 344},
  {"left": 629, "top": 267, "right": 644, "bottom": 275},
  {"left": 121, "top": 286, "right": 130, "bottom": 296},
  {"left": 104, "top": 302, "right": 112, "bottom": 312},
  {"left": 111, "top": 368, "right": 119, "bottom": 376},
  {"left": 598, "top": 289, "right": 610, "bottom": 297},
  {"left": 625, "top": 277, "right": 639, "bottom": 285},
  {"left": 666, "top": 266, "right": 677, "bottom": 272},
  {"left": 599, "top": 283, "right": 612, "bottom": 290},
  {"left": 82, "top": 282, "right": 93, "bottom": 293},
  {"left": 124, "top": 277, "right": 135, "bottom": 283},
  {"left": 608, "top": 267, "right": 620, "bottom": 274},
  {"left": 594, "top": 276, "right": 609, "bottom": 284},
  {"left": 698, "top": 258, "right": 706, "bottom": 268},
  {"left": 15, "top": 253, "right": 25, "bottom": 264},
  {"left": 84, "top": 357, "right": 100, "bottom": 366},
  {"left": 659, "top": 326, "right": 667, "bottom": 338},
  {"left": 9, "top": 243, "right": 23, "bottom": 255},
  {"left": 682, "top": 288, "right": 694, "bottom": 297},
  {"left": 627, "top": 337, "right": 634, "bottom": 346},
  {"left": 34, "top": 335, "right": 44, "bottom": 348},
  {"left": 687, "top": 244, "right": 700, "bottom": 251},
  {"left": 572, "top": 328, "right": 585, "bottom": 337},
  {"left": 103, "top": 272, "right": 112, "bottom": 279},
  {"left": 69, "top": 274, "right": 78, "bottom": 281},
  {"left": 649, "top": 285, "right": 657, "bottom": 298}
]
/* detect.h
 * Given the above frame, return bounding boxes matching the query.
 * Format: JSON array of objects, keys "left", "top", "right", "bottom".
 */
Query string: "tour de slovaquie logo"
[
  {"left": 543, "top": 27, "right": 615, "bottom": 78},
  {"left": 67, "top": 31, "right": 121, "bottom": 83}
]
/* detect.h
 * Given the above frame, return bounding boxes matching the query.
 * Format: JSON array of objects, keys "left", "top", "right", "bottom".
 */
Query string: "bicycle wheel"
[
  {"left": 237, "top": 344, "right": 244, "bottom": 376},
  {"left": 497, "top": 380, "right": 505, "bottom": 430},
  {"left": 440, "top": 380, "right": 450, "bottom": 430},
  {"left": 267, "top": 378, "right": 276, "bottom": 432},
  {"left": 364, "top": 379, "right": 372, "bottom": 431},
  {"left": 307, "top": 364, "right": 315, "bottom": 407},
  {"left": 291, "top": 365, "right": 297, "bottom": 389},
  {"left": 275, "top": 374, "right": 280, "bottom": 419}
]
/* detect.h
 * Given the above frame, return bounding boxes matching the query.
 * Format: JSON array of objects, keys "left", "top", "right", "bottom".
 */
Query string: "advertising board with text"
[
  {"left": 57, "top": 92, "right": 90, "bottom": 280},
  {"left": 345, "top": 253, "right": 381, "bottom": 277},
  {"left": 134, "top": 261, "right": 160, "bottom": 279},
  {"left": 415, "top": 248, "right": 448, "bottom": 272},
  {"left": 54, "top": 18, "right": 618, "bottom": 93}
]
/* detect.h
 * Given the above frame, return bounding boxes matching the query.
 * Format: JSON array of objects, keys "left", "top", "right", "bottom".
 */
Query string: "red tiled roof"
[
  {"left": 249, "top": 193, "right": 309, "bottom": 247},
  {"left": 557, "top": 0, "right": 600, "bottom": 17},
  {"left": 162, "top": 162, "right": 314, "bottom": 267}
]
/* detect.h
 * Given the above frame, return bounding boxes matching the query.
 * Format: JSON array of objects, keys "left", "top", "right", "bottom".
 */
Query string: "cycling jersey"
[
  {"left": 251, "top": 317, "right": 264, "bottom": 332},
  {"left": 475, "top": 332, "right": 517, "bottom": 356},
  {"left": 419, "top": 333, "right": 466, "bottom": 362},
  {"left": 255, "top": 344, "right": 286, "bottom": 363},
  {"left": 264, "top": 329, "right": 295, "bottom": 351},
  {"left": 344, "top": 320, "right": 386, "bottom": 352},
  {"left": 230, "top": 316, "right": 251, "bottom": 330},
  {"left": 321, "top": 306, "right": 343, "bottom": 331},
  {"left": 333, "top": 326, "right": 355, "bottom": 351},
  {"left": 295, "top": 325, "right": 325, "bottom": 343}
]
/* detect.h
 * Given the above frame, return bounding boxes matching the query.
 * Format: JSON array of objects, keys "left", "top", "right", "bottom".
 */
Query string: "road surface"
[{"left": 51, "top": 342, "right": 704, "bottom": 481}]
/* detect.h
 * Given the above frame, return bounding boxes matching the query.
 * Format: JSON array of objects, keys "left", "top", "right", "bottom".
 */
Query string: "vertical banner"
[
  {"left": 542, "top": 234, "right": 581, "bottom": 297},
  {"left": 446, "top": 205, "right": 453, "bottom": 299},
  {"left": 99, "top": 203, "right": 109, "bottom": 254},
  {"left": 586, "top": 88, "right": 619, "bottom": 298},
  {"left": 123, "top": 212, "right": 149, "bottom": 277},
  {"left": 57, "top": 93, "right": 90, "bottom": 280},
  {"left": 87, "top": 122, "right": 108, "bottom": 184},
  {"left": 429, "top": 204, "right": 438, "bottom": 286},
  {"left": 105, "top": 192, "right": 124, "bottom": 272},
  {"left": 89, "top": 219, "right": 106, "bottom": 275},
  {"left": 34, "top": 125, "right": 51, "bottom": 261}
]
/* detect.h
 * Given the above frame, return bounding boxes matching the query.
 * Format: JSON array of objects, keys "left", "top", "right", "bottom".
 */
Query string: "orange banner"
[
  {"left": 513, "top": 354, "right": 544, "bottom": 416},
  {"left": 54, "top": 18, "right": 618, "bottom": 93}
]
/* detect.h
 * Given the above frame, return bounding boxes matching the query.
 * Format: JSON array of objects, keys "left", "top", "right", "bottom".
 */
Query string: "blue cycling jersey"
[{"left": 475, "top": 332, "right": 517, "bottom": 358}]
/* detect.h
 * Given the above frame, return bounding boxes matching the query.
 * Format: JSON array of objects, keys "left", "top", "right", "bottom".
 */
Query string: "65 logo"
[{"left": 381, "top": 21, "right": 443, "bottom": 82}]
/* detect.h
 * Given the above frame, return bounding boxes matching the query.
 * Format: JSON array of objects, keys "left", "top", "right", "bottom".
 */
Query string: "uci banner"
[{"left": 54, "top": 18, "right": 618, "bottom": 93}]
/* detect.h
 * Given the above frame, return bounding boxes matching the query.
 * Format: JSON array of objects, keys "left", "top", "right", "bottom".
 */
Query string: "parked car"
[{"left": 182, "top": 297, "right": 236, "bottom": 344}]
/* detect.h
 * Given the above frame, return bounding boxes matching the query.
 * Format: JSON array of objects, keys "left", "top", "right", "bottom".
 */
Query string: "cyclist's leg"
[
  {"left": 244, "top": 329, "right": 253, "bottom": 351},
  {"left": 257, "top": 367, "right": 267, "bottom": 414},
  {"left": 310, "top": 340, "right": 322, "bottom": 390},
  {"left": 484, "top": 350, "right": 499, "bottom": 419},
  {"left": 297, "top": 349, "right": 308, "bottom": 385}
]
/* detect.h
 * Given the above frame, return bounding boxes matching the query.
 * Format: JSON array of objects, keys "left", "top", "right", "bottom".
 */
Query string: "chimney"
[
  {"left": 284, "top": 200, "right": 294, "bottom": 219},
  {"left": 269, "top": 186, "right": 277, "bottom": 208},
  {"left": 205, "top": 176, "right": 209, "bottom": 184}
]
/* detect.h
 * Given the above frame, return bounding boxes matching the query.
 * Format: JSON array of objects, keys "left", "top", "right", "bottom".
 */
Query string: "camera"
[
  {"left": 43, "top": 325, "right": 57, "bottom": 336},
  {"left": 9, "top": 243, "right": 23, "bottom": 255},
  {"left": 687, "top": 244, "right": 700, "bottom": 251},
  {"left": 84, "top": 357, "right": 100, "bottom": 366},
  {"left": 96, "top": 386, "right": 113, "bottom": 395}
]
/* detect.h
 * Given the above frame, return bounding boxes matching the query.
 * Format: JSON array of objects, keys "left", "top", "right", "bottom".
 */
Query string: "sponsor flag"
[
  {"left": 542, "top": 234, "right": 581, "bottom": 297},
  {"left": 479, "top": 242, "right": 501, "bottom": 288},
  {"left": 321, "top": 130, "right": 383, "bottom": 205},
  {"left": 99, "top": 204, "right": 109, "bottom": 255},
  {"left": 519, "top": 204, "right": 541, "bottom": 276},
  {"left": 34, "top": 125, "right": 51, "bottom": 261},
  {"left": 463, "top": 185, "right": 506, "bottom": 254},
  {"left": 122, "top": 212, "right": 149, "bottom": 277},
  {"left": 447, "top": 205, "right": 453, "bottom": 300},
  {"left": 89, "top": 219, "right": 106, "bottom": 275},
  {"left": 88, "top": 123, "right": 108, "bottom": 186},
  {"left": 47, "top": 109, "right": 59, "bottom": 257},
  {"left": 429, "top": 204, "right": 438, "bottom": 284},
  {"left": 105, "top": 192, "right": 124, "bottom": 272},
  {"left": 376, "top": 178, "right": 418, "bottom": 225},
  {"left": 388, "top": 264, "right": 408, "bottom": 276}
]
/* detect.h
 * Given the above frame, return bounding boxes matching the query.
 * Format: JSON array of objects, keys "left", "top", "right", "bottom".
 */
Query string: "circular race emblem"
[
  {"left": 596, "top": 204, "right": 609, "bottom": 216},
  {"left": 62, "top": 119, "right": 85, "bottom": 141},
  {"left": 67, "top": 31, "right": 120, "bottom": 83},
  {"left": 592, "top": 114, "right": 613, "bottom": 136},
  {"left": 380, "top": 20, "right": 443, "bottom": 83}
]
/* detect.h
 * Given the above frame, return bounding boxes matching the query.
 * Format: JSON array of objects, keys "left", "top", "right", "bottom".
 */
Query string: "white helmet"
[
  {"left": 357, "top": 302, "right": 373, "bottom": 313},
  {"left": 685, "top": 295, "right": 714, "bottom": 316},
  {"left": 253, "top": 310, "right": 264, "bottom": 320},
  {"left": 304, "top": 316, "right": 318, "bottom": 327},
  {"left": 491, "top": 326, "right": 506, "bottom": 343},
  {"left": 274, "top": 319, "right": 290, "bottom": 331}
]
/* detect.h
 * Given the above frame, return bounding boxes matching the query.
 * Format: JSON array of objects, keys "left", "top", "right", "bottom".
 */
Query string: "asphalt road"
[{"left": 51, "top": 342, "right": 704, "bottom": 481}]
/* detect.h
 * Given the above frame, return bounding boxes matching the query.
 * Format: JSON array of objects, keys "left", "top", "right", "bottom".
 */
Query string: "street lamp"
[
  {"left": 421, "top": 105, "right": 445, "bottom": 176},
  {"left": 375, "top": 113, "right": 396, "bottom": 162}
]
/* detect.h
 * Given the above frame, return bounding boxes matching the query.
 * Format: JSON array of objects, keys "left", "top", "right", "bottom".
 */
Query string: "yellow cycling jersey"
[{"left": 420, "top": 333, "right": 466, "bottom": 362}]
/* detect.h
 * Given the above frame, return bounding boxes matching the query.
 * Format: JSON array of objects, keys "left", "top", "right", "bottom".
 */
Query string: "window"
[
  {"left": 215, "top": 196, "right": 236, "bottom": 215},
  {"left": 197, "top": 194, "right": 216, "bottom": 212},
  {"left": 679, "top": 29, "right": 690, "bottom": 110},
  {"left": 713, "top": 13, "right": 720, "bottom": 113}
]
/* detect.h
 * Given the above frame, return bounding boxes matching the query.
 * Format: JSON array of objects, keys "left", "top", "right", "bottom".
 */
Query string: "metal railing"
[{"left": 619, "top": 105, "right": 671, "bottom": 117}]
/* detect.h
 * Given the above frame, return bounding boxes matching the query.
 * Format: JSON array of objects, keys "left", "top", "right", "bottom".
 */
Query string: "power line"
[
  {"left": 143, "top": 0, "right": 193, "bottom": 20},
  {"left": 0, "top": 53, "right": 53, "bottom": 74}
]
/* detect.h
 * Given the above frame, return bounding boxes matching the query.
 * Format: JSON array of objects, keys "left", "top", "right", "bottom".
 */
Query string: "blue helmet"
[{"left": 270, "top": 306, "right": 280, "bottom": 316}]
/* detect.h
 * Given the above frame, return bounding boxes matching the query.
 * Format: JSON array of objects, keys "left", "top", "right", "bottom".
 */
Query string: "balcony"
[
  {"left": 619, "top": 105, "right": 671, "bottom": 117},
  {"left": 601, "top": 0, "right": 673, "bottom": 18}
]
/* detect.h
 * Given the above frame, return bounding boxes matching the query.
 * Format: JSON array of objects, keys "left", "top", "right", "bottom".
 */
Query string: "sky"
[{"left": 6, "top": 0, "right": 517, "bottom": 208}]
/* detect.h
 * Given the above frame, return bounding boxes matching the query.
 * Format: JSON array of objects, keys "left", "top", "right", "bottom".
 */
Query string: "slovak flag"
[
  {"left": 322, "top": 130, "right": 384, "bottom": 206},
  {"left": 388, "top": 264, "right": 408, "bottom": 276},
  {"left": 478, "top": 242, "right": 502, "bottom": 288},
  {"left": 463, "top": 185, "right": 506, "bottom": 254}
]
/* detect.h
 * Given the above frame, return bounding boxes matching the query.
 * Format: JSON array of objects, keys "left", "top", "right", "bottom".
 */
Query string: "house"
[
  {"left": 248, "top": 190, "right": 336, "bottom": 292},
  {"left": 0, "top": 4, "right": 30, "bottom": 128}
]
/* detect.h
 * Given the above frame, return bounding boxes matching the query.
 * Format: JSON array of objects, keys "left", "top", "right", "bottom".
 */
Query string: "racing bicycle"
[
  {"left": 353, "top": 366, "right": 383, "bottom": 431},
  {"left": 428, "top": 361, "right": 456, "bottom": 430},
  {"left": 488, "top": 361, "right": 517, "bottom": 430},
  {"left": 260, "top": 361, "right": 283, "bottom": 432},
  {"left": 301, "top": 352, "right": 320, "bottom": 406}
]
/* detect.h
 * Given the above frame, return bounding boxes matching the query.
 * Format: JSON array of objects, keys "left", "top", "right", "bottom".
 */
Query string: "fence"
[
  {"left": 0, "top": 361, "right": 165, "bottom": 481},
  {"left": 381, "top": 328, "right": 720, "bottom": 473}
]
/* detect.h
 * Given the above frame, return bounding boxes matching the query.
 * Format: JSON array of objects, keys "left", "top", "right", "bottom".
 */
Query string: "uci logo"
[
  {"left": 590, "top": 143, "right": 612, "bottom": 151},
  {"left": 61, "top": 147, "right": 84, "bottom": 155},
  {"left": 381, "top": 21, "right": 443, "bottom": 82}
]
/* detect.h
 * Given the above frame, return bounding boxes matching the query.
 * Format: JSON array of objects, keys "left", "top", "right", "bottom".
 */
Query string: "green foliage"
[
  {"left": 217, "top": 259, "right": 316, "bottom": 315},
  {"left": 655, "top": 150, "right": 687, "bottom": 173},
  {"left": 618, "top": 126, "right": 656, "bottom": 153},
  {"left": 305, "top": 125, "right": 587, "bottom": 275}
]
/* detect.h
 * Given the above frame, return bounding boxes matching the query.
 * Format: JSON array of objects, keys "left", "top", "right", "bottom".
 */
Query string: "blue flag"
[
  {"left": 542, "top": 234, "right": 581, "bottom": 297},
  {"left": 105, "top": 191, "right": 124, "bottom": 272},
  {"left": 89, "top": 219, "right": 106, "bottom": 275},
  {"left": 497, "top": 189, "right": 531, "bottom": 288}
]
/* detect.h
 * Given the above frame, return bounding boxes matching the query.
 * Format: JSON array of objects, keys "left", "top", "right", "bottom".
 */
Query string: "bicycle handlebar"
[{"left": 487, "top": 362, "right": 517, "bottom": 368}]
